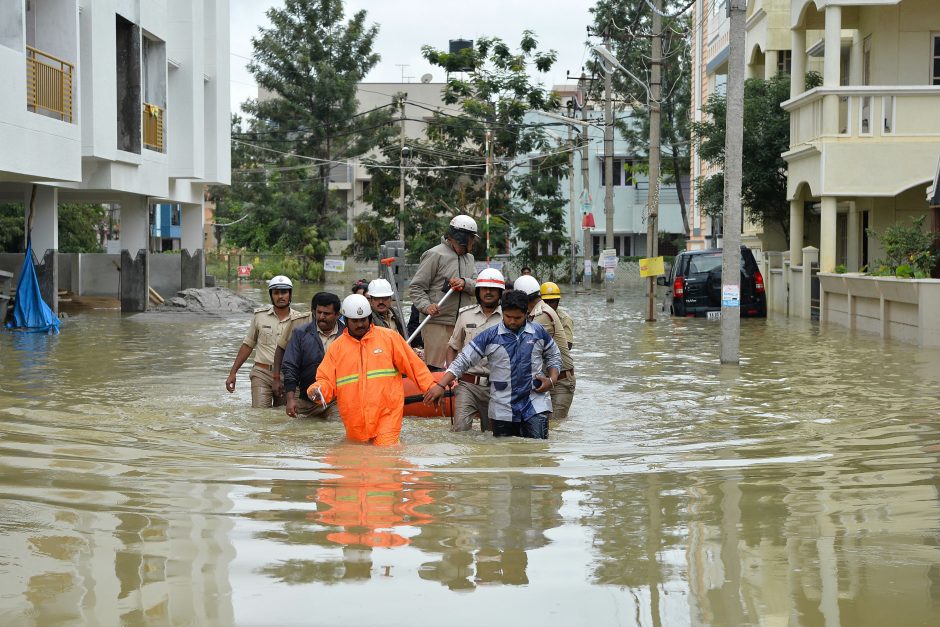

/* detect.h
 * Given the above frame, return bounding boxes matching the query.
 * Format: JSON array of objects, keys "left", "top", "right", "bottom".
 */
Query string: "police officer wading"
[
  {"left": 540, "top": 282, "right": 574, "bottom": 349},
  {"left": 408, "top": 214, "right": 478, "bottom": 368},
  {"left": 514, "top": 275, "right": 576, "bottom": 420},
  {"left": 226, "top": 275, "right": 308, "bottom": 408},
  {"left": 445, "top": 268, "right": 506, "bottom": 432},
  {"left": 367, "top": 278, "right": 406, "bottom": 337}
]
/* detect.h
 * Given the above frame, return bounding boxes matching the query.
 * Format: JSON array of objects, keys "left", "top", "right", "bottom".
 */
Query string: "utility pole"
[
  {"left": 568, "top": 125, "right": 577, "bottom": 285},
  {"left": 646, "top": 0, "right": 663, "bottom": 322},
  {"left": 398, "top": 93, "right": 407, "bottom": 241},
  {"left": 721, "top": 0, "right": 746, "bottom": 364},
  {"left": 603, "top": 41, "right": 615, "bottom": 304},
  {"left": 485, "top": 129, "right": 492, "bottom": 261},
  {"left": 581, "top": 74, "right": 592, "bottom": 293}
]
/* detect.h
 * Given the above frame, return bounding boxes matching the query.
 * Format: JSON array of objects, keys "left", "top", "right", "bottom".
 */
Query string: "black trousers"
[{"left": 492, "top": 412, "right": 549, "bottom": 439}]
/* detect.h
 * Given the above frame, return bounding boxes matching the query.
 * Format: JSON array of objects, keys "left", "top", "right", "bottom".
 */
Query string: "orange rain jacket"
[{"left": 310, "top": 324, "right": 436, "bottom": 445}]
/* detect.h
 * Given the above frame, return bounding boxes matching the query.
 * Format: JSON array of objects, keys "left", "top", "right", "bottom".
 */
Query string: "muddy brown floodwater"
[{"left": 1, "top": 283, "right": 939, "bottom": 626}]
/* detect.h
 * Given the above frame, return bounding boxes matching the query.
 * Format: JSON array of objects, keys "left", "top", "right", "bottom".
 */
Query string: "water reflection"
[{"left": 2, "top": 286, "right": 940, "bottom": 625}]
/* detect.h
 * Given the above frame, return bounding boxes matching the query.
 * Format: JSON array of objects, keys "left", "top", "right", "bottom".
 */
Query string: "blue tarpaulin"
[{"left": 6, "top": 239, "right": 59, "bottom": 334}]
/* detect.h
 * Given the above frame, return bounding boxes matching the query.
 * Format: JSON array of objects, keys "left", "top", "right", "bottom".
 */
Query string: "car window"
[{"left": 688, "top": 254, "right": 722, "bottom": 274}]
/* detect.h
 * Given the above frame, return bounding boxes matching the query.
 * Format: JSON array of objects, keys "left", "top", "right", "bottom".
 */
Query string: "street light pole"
[
  {"left": 646, "top": 0, "right": 663, "bottom": 322},
  {"left": 568, "top": 125, "right": 577, "bottom": 285},
  {"left": 398, "top": 93, "right": 406, "bottom": 241},
  {"left": 720, "top": 0, "right": 746, "bottom": 364},
  {"left": 603, "top": 57, "right": 615, "bottom": 304}
]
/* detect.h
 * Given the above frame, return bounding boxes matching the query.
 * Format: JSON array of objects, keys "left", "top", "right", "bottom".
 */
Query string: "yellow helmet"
[{"left": 540, "top": 281, "right": 562, "bottom": 300}]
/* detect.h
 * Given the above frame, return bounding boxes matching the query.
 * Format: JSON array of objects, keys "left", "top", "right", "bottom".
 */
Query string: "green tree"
[
  {"left": 0, "top": 203, "right": 25, "bottom": 253},
  {"left": 351, "top": 32, "right": 569, "bottom": 264},
  {"left": 221, "top": 0, "right": 396, "bottom": 258},
  {"left": 691, "top": 72, "right": 822, "bottom": 243},
  {"left": 590, "top": 0, "right": 692, "bottom": 234},
  {"left": 58, "top": 203, "right": 105, "bottom": 253}
]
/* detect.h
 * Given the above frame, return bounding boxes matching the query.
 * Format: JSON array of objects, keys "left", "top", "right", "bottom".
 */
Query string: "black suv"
[{"left": 657, "top": 246, "right": 766, "bottom": 318}]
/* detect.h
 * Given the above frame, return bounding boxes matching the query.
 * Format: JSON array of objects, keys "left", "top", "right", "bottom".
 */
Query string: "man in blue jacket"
[
  {"left": 282, "top": 292, "right": 344, "bottom": 420},
  {"left": 423, "top": 290, "right": 561, "bottom": 439}
]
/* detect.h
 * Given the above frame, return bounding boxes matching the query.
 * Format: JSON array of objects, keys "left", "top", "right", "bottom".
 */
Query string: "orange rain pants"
[{"left": 310, "top": 324, "right": 436, "bottom": 446}]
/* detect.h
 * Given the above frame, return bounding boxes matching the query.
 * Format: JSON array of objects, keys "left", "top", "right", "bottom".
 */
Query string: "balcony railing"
[
  {"left": 142, "top": 103, "right": 165, "bottom": 152},
  {"left": 783, "top": 86, "right": 940, "bottom": 147},
  {"left": 26, "top": 45, "right": 74, "bottom": 123}
]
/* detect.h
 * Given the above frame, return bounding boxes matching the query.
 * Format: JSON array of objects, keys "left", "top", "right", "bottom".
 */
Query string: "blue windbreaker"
[{"left": 446, "top": 321, "right": 562, "bottom": 423}]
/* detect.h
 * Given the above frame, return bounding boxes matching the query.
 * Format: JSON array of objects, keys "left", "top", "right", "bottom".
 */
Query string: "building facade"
[{"left": 0, "top": 0, "right": 230, "bottom": 310}]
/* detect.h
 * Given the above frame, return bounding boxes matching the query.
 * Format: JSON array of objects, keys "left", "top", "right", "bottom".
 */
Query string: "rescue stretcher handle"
[{"left": 406, "top": 288, "right": 454, "bottom": 345}]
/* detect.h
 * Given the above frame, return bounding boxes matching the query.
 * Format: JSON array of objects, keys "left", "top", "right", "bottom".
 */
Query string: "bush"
[{"left": 866, "top": 215, "right": 937, "bottom": 278}]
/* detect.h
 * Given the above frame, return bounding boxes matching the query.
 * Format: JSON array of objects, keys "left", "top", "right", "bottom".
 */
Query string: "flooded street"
[{"left": 1, "top": 284, "right": 939, "bottom": 626}]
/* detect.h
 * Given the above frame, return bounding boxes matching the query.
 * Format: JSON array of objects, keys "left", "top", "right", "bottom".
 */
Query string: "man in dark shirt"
[{"left": 282, "top": 292, "right": 344, "bottom": 420}]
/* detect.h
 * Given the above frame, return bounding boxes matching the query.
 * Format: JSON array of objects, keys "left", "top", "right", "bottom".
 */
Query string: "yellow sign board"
[{"left": 639, "top": 256, "right": 665, "bottom": 277}]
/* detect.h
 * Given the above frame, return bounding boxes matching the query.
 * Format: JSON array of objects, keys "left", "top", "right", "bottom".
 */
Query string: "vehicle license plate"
[{"left": 707, "top": 310, "right": 721, "bottom": 320}]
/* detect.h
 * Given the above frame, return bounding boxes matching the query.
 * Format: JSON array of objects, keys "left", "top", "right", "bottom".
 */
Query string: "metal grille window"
[{"left": 932, "top": 34, "right": 940, "bottom": 85}]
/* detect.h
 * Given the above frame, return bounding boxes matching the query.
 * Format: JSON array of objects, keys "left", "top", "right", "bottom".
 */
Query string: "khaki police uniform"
[
  {"left": 276, "top": 311, "right": 313, "bottom": 351},
  {"left": 529, "top": 300, "right": 576, "bottom": 420},
  {"left": 243, "top": 305, "right": 306, "bottom": 408},
  {"left": 291, "top": 324, "right": 343, "bottom": 422},
  {"left": 557, "top": 305, "right": 574, "bottom": 347},
  {"left": 447, "top": 304, "right": 502, "bottom": 431}
]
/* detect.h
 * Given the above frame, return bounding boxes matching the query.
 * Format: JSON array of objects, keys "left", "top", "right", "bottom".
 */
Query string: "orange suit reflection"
[{"left": 315, "top": 445, "right": 434, "bottom": 548}]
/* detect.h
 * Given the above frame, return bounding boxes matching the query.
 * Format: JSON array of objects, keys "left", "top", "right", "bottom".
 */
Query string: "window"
[
  {"left": 932, "top": 34, "right": 940, "bottom": 85},
  {"left": 599, "top": 158, "right": 634, "bottom": 187},
  {"left": 777, "top": 50, "right": 792, "bottom": 75}
]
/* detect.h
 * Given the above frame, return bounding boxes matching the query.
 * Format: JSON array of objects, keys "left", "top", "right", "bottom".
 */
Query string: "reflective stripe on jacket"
[{"left": 310, "top": 324, "right": 436, "bottom": 442}]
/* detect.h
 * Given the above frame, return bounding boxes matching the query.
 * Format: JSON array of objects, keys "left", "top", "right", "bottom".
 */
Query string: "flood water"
[{"left": 1, "top": 283, "right": 939, "bottom": 626}]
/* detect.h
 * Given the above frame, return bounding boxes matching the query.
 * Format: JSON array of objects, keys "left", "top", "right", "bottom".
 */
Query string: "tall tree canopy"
[
  {"left": 350, "top": 32, "right": 570, "bottom": 266},
  {"left": 589, "top": 0, "right": 693, "bottom": 235},
  {"left": 216, "top": 0, "right": 395, "bottom": 257},
  {"left": 691, "top": 72, "right": 822, "bottom": 243}
]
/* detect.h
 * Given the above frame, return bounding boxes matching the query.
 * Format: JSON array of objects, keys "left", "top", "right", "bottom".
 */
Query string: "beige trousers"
[
  {"left": 250, "top": 364, "right": 286, "bottom": 408},
  {"left": 453, "top": 380, "right": 492, "bottom": 432},
  {"left": 421, "top": 323, "right": 455, "bottom": 369},
  {"left": 550, "top": 374, "right": 576, "bottom": 420}
]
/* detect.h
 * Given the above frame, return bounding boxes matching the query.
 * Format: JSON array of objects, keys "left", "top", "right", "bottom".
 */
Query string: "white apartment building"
[{"left": 0, "top": 0, "right": 230, "bottom": 311}]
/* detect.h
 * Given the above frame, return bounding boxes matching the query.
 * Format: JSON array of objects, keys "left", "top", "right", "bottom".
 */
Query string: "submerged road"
[{"left": 1, "top": 283, "right": 939, "bottom": 625}]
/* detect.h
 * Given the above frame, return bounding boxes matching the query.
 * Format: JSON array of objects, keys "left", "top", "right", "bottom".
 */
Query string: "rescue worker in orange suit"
[{"left": 308, "top": 294, "right": 438, "bottom": 446}]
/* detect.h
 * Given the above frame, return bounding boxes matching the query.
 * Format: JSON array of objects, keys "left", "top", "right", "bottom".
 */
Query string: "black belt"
[{"left": 459, "top": 373, "right": 489, "bottom": 386}]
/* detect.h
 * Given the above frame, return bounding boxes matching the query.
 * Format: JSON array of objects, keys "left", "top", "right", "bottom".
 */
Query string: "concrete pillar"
[
  {"left": 820, "top": 196, "right": 838, "bottom": 272},
  {"left": 28, "top": 186, "right": 58, "bottom": 254},
  {"left": 180, "top": 200, "right": 205, "bottom": 253},
  {"left": 120, "top": 249, "right": 148, "bottom": 312},
  {"left": 764, "top": 50, "right": 778, "bottom": 80},
  {"left": 846, "top": 201, "right": 860, "bottom": 271},
  {"left": 822, "top": 6, "right": 842, "bottom": 135},
  {"left": 791, "top": 30, "right": 806, "bottom": 99},
  {"left": 120, "top": 196, "right": 149, "bottom": 253},
  {"left": 849, "top": 31, "right": 863, "bottom": 86},
  {"left": 802, "top": 246, "right": 819, "bottom": 320},
  {"left": 789, "top": 198, "right": 804, "bottom": 266}
]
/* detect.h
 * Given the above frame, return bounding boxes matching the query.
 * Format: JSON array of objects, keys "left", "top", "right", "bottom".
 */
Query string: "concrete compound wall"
[{"left": 150, "top": 253, "right": 181, "bottom": 300}]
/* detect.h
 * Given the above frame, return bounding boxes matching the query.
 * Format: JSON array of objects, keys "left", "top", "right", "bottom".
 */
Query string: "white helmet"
[
  {"left": 514, "top": 274, "right": 541, "bottom": 296},
  {"left": 367, "top": 278, "right": 394, "bottom": 298},
  {"left": 341, "top": 294, "right": 372, "bottom": 319},
  {"left": 268, "top": 275, "right": 293, "bottom": 291},
  {"left": 475, "top": 268, "right": 506, "bottom": 290},
  {"left": 449, "top": 214, "right": 478, "bottom": 235}
]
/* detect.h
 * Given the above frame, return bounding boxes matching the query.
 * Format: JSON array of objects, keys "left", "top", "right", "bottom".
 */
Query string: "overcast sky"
[{"left": 229, "top": 0, "right": 596, "bottom": 115}]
